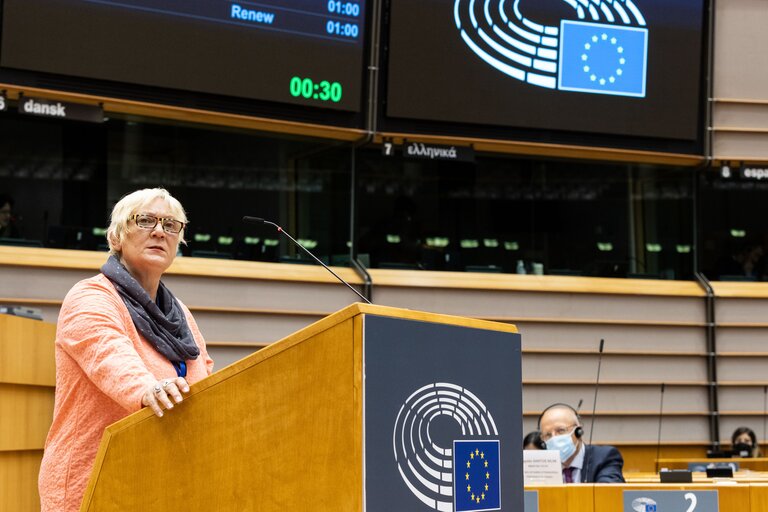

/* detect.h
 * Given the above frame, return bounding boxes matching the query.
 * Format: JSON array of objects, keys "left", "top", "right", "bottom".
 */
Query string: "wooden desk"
[
  {"left": 526, "top": 485, "right": 594, "bottom": 511},
  {"left": 750, "top": 484, "right": 768, "bottom": 512},
  {"left": 626, "top": 471, "right": 768, "bottom": 483},
  {"left": 0, "top": 315, "right": 56, "bottom": 512},
  {"left": 657, "top": 457, "right": 768, "bottom": 471}
]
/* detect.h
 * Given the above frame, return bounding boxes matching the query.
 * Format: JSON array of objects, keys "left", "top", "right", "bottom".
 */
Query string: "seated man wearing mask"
[{"left": 538, "top": 403, "right": 625, "bottom": 483}]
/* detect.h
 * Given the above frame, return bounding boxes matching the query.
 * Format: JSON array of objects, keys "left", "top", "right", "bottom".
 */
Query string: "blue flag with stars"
[
  {"left": 453, "top": 440, "right": 501, "bottom": 512},
  {"left": 558, "top": 20, "right": 648, "bottom": 97}
]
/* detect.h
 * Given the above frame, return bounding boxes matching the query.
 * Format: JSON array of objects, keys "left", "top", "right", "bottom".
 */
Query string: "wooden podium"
[{"left": 81, "top": 303, "right": 522, "bottom": 512}]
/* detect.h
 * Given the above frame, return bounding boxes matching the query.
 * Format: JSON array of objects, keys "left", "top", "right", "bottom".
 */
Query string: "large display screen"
[
  {"left": 385, "top": 0, "right": 705, "bottom": 140},
  {"left": 0, "top": 0, "right": 367, "bottom": 112}
]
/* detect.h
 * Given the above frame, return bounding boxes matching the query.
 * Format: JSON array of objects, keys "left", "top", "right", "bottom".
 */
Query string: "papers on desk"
[{"left": 523, "top": 450, "right": 562, "bottom": 485}]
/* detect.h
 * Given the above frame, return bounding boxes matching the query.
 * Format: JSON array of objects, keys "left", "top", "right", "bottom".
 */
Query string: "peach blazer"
[{"left": 38, "top": 273, "right": 214, "bottom": 512}]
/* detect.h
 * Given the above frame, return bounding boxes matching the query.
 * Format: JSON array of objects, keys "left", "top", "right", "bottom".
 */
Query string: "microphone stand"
[
  {"left": 763, "top": 386, "right": 767, "bottom": 456},
  {"left": 655, "top": 383, "right": 665, "bottom": 473},
  {"left": 588, "top": 339, "right": 604, "bottom": 446},
  {"left": 585, "top": 339, "right": 604, "bottom": 484},
  {"left": 243, "top": 216, "right": 372, "bottom": 305}
]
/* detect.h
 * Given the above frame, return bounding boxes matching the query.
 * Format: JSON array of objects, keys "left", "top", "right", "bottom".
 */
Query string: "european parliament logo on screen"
[
  {"left": 454, "top": 0, "right": 649, "bottom": 97},
  {"left": 393, "top": 382, "right": 502, "bottom": 511},
  {"left": 558, "top": 21, "right": 647, "bottom": 97}
]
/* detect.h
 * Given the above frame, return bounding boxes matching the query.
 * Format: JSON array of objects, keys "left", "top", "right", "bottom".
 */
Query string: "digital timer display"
[
  {"left": 327, "top": 1, "right": 361, "bottom": 17},
  {"left": 326, "top": 20, "right": 359, "bottom": 38},
  {"left": 289, "top": 77, "right": 343, "bottom": 103},
  {"left": 1, "top": 0, "right": 367, "bottom": 114}
]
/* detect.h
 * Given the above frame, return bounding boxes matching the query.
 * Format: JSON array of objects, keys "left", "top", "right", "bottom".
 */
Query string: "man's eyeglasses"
[
  {"left": 539, "top": 425, "right": 578, "bottom": 442},
  {"left": 130, "top": 214, "right": 185, "bottom": 234}
]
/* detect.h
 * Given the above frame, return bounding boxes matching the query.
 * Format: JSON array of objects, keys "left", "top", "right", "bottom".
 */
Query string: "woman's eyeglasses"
[{"left": 130, "top": 214, "right": 185, "bottom": 234}]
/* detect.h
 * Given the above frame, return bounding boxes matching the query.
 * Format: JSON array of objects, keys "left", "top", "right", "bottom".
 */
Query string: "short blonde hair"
[{"left": 106, "top": 188, "right": 187, "bottom": 257}]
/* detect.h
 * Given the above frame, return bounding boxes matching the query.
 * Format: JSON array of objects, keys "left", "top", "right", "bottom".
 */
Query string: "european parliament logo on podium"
[
  {"left": 363, "top": 315, "right": 522, "bottom": 512},
  {"left": 392, "top": 382, "right": 504, "bottom": 511}
]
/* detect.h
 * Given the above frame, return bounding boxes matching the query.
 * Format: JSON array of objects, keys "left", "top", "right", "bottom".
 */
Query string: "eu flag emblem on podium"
[
  {"left": 558, "top": 20, "right": 648, "bottom": 97},
  {"left": 453, "top": 440, "right": 501, "bottom": 512}
]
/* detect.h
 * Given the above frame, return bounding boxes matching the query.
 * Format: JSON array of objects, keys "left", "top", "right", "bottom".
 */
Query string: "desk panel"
[{"left": 527, "top": 482, "right": 766, "bottom": 511}]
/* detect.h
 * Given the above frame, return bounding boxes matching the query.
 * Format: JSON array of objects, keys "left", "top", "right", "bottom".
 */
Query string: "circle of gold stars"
[{"left": 464, "top": 448, "right": 491, "bottom": 504}]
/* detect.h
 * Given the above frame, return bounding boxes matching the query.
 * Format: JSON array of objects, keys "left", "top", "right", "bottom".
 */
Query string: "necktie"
[{"left": 563, "top": 467, "right": 574, "bottom": 483}]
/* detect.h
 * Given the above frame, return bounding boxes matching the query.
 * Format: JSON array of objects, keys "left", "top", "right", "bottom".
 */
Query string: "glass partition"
[
  {"left": 699, "top": 168, "right": 768, "bottom": 282},
  {"left": 0, "top": 112, "right": 352, "bottom": 264},
  {"left": 354, "top": 149, "right": 695, "bottom": 279},
  {"left": 0, "top": 111, "right": 701, "bottom": 280}
]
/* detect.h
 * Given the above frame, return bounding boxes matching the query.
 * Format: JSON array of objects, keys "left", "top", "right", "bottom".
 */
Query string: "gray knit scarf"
[{"left": 101, "top": 255, "right": 199, "bottom": 364}]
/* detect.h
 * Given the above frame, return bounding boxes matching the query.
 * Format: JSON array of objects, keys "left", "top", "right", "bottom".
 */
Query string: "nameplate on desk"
[
  {"left": 623, "top": 490, "right": 718, "bottom": 512},
  {"left": 524, "top": 490, "right": 538, "bottom": 512},
  {"left": 523, "top": 450, "right": 562, "bottom": 485}
]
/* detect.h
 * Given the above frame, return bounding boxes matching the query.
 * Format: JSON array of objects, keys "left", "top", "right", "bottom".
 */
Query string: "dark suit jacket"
[{"left": 581, "top": 444, "right": 625, "bottom": 483}]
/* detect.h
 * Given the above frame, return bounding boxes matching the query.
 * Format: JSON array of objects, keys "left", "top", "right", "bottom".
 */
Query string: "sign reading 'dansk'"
[{"left": 18, "top": 97, "right": 104, "bottom": 123}]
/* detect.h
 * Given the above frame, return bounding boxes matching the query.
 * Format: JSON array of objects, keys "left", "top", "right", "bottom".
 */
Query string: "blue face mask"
[{"left": 546, "top": 432, "right": 577, "bottom": 463}]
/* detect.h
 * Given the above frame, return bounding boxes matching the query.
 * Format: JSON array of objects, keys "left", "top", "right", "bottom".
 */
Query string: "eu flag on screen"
[
  {"left": 453, "top": 440, "right": 501, "bottom": 512},
  {"left": 558, "top": 20, "right": 648, "bottom": 97}
]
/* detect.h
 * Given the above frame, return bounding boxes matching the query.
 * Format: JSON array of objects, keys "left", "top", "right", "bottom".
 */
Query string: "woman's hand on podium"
[{"left": 141, "top": 377, "right": 190, "bottom": 417}]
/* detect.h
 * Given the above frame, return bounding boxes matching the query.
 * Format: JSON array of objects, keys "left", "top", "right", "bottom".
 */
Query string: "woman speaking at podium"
[{"left": 38, "top": 188, "right": 214, "bottom": 512}]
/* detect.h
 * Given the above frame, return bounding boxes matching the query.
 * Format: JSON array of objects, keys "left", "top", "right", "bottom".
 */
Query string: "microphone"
[
  {"left": 655, "top": 383, "right": 665, "bottom": 473},
  {"left": 588, "top": 338, "right": 604, "bottom": 446},
  {"left": 242, "top": 216, "right": 372, "bottom": 305},
  {"left": 583, "top": 339, "right": 604, "bottom": 484}
]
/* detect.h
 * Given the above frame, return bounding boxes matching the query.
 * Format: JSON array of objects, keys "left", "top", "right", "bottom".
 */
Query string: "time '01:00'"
[
  {"left": 326, "top": 20, "right": 359, "bottom": 37},
  {"left": 327, "top": 1, "right": 360, "bottom": 17}
]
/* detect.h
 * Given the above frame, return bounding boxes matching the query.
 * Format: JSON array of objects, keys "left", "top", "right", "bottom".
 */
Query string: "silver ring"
[
  {"left": 153, "top": 384, "right": 162, "bottom": 394},
  {"left": 162, "top": 379, "right": 173, "bottom": 390}
]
